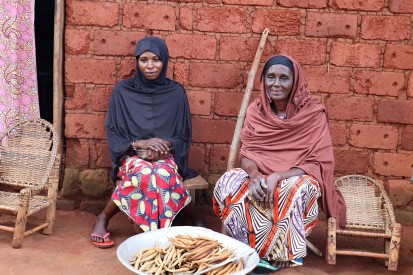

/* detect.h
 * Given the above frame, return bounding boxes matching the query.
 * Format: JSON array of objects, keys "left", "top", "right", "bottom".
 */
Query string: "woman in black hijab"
[{"left": 91, "top": 36, "right": 202, "bottom": 248}]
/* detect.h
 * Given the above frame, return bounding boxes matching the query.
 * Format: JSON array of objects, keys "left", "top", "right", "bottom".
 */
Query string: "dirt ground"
[{"left": 0, "top": 208, "right": 412, "bottom": 275}]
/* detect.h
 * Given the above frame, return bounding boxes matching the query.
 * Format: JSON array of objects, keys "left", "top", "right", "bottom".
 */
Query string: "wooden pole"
[
  {"left": 226, "top": 28, "right": 270, "bottom": 171},
  {"left": 221, "top": 29, "right": 269, "bottom": 236}
]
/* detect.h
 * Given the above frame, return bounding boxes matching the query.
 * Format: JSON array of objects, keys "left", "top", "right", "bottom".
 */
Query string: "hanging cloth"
[{"left": 0, "top": 0, "right": 40, "bottom": 135}]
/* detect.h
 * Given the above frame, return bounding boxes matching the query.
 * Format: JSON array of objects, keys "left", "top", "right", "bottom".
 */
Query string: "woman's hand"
[
  {"left": 134, "top": 138, "right": 171, "bottom": 156},
  {"left": 133, "top": 138, "right": 172, "bottom": 161},
  {"left": 262, "top": 172, "right": 282, "bottom": 206},
  {"left": 145, "top": 148, "right": 161, "bottom": 161},
  {"left": 248, "top": 172, "right": 267, "bottom": 203}
]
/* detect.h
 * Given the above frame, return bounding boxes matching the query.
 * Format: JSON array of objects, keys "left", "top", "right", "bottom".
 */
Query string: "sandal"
[
  {"left": 250, "top": 259, "right": 279, "bottom": 274},
  {"left": 90, "top": 232, "right": 115, "bottom": 248}
]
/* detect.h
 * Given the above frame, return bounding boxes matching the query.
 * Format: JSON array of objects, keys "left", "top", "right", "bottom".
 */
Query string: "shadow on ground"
[{"left": 0, "top": 206, "right": 412, "bottom": 275}]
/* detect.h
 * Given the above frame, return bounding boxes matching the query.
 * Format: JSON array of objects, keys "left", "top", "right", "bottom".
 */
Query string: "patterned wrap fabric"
[{"left": 0, "top": 0, "right": 39, "bottom": 135}]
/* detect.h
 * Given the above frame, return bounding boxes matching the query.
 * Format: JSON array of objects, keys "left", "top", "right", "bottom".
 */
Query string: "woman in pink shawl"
[{"left": 213, "top": 55, "right": 346, "bottom": 271}]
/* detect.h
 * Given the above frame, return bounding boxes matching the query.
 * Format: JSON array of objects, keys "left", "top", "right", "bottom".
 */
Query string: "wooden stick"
[
  {"left": 226, "top": 28, "right": 270, "bottom": 171},
  {"left": 221, "top": 29, "right": 269, "bottom": 236},
  {"left": 306, "top": 239, "right": 322, "bottom": 257}
]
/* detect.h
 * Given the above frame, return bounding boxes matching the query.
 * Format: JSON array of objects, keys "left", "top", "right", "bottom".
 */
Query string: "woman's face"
[
  {"left": 264, "top": 64, "right": 294, "bottom": 102},
  {"left": 137, "top": 51, "right": 163, "bottom": 80}
]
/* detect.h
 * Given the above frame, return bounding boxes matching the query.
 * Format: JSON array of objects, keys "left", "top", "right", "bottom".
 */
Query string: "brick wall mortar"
[{"left": 64, "top": 0, "right": 413, "bottom": 217}]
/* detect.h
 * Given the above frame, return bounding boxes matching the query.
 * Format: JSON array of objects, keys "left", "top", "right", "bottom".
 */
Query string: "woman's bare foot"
[{"left": 91, "top": 213, "right": 111, "bottom": 242}]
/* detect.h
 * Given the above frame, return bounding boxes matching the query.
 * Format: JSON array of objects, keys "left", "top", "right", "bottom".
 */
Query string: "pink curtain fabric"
[{"left": 0, "top": 0, "right": 39, "bottom": 136}]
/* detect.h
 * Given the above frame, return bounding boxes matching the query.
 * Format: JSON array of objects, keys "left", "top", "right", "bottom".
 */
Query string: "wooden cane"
[
  {"left": 221, "top": 29, "right": 269, "bottom": 237},
  {"left": 226, "top": 28, "right": 270, "bottom": 171}
]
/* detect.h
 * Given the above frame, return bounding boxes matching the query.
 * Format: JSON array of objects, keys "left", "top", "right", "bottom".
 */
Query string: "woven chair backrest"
[
  {"left": 334, "top": 175, "right": 395, "bottom": 231},
  {"left": 0, "top": 119, "right": 58, "bottom": 189}
]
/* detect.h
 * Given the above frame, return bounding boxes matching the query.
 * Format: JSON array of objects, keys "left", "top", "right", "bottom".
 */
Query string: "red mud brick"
[
  {"left": 333, "top": 0, "right": 384, "bottom": 11},
  {"left": 188, "top": 63, "right": 241, "bottom": 88},
  {"left": 384, "top": 45, "right": 413, "bottom": 70},
  {"left": 334, "top": 150, "right": 370, "bottom": 175},
  {"left": 325, "top": 96, "right": 374, "bottom": 121},
  {"left": 210, "top": 147, "right": 230, "bottom": 172},
  {"left": 377, "top": 99, "right": 413, "bottom": 125},
  {"left": 65, "top": 85, "right": 89, "bottom": 110},
  {"left": 91, "top": 86, "right": 112, "bottom": 112},
  {"left": 188, "top": 146, "right": 206, "bottom": 171},
  {"left": 123, "top": 3, "right": 175, "bottom": 31},
  {"left": 277, "top": 0, "right": 327, "bottom": 8},
  {"left": 65, "top": 114, "right": 106, "bottom": 139},
  {"left": 305, "top": 12, "right": 357, "bottom": 39},
  {"left": 361, "top": 16, "right": 411, "bottom": 41},
  {"left": 389, "top": 0, "right": 413, "bottom": 13},
  {"left": 223, "top": 0, "right": 272, "bottom": 5},
  {"left": 66, "top": 1, "right": 119, "bottom": 27},
  {"left": 65, "top": 139, "right": 90, "bottom": 167},
  {"left": 354, "top": 70, "right": 404, "bottom": 97},
  {"left": 329, "top": 122, "right": 347, "bottom": 146},
  {"left": 118, "top": 60, "right": 136, "bottom": 81},
  {"left": 95, "top": 140, "right": 111, "bottom": 168},
  {"left": 192, "top": 118, "right": 236, "bottom": 143},
  {"left": 214, "top": 92, "right": 244, "bottom": 116},
  {"left": 65, "top": 29, "right": 90, "bottom": 55},
  {"left": 220, "top": 36, "right": 272, "bottom": 62},
  {"left": 388, "top": 180, "right": 413, "bottom": 207},
  {"left": 173, "top": 63, "right": 187, "bottom": 86},
  {"left": 251, "top": 9, "right": 300, "bottom": 35},
  {"left": 187, "top": 90, "right": 212, "bottom": 116},
  {"left": 196, "top": 7, "right": 246, "bottom": 33},
  {"left": 373, "top": 152, "right": 413, "bottom": 177},
  {"left": 168, "top": 0, "right": 219, "bottom": 2},
  {"left": 179, "top": 7, "right": 193, "bottom": 30},
  {"left": 330, "top": 42, "right": 381, "bottom": 68},
  {"left": 306, "top": 66, "right": 351, "bottom": 94},
  {"left": 167, "top": 63, "right": 173, "bottom": 80},
  {"left": 166, "top": 34, "right": 216, "bottom": 60},
  {"left": 94, "top": 31, "right": 146, "bottom": 56},
  {"left": 65, "top": 58, "right": 117, "bottom": 85},
  {"left": 401, "top": 126, "right": 413, "bottom": 151},
  {"left": 349, "top": 124, "right": 398, "bottom": 150},
  {"left": 408, "top": 73, "right": 413, "bottom": 98},
  {"left": 275, "top": 40, "right": 326, "bottom": 65}
]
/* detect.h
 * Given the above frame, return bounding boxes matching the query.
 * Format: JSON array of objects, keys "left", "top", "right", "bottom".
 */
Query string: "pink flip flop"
[{"left": 91, "top": 232, "right": 115, "bottom": 248}]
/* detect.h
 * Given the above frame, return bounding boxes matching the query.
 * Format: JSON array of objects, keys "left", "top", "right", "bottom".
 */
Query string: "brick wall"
[{"left": 63, "top": 0, "right": 413, "bottom": 222}]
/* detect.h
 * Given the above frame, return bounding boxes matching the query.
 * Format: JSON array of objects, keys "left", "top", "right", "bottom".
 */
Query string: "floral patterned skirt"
[
  {"left": 112, "top": 155, "right": 191, "bottom": 232},
  {"left": 213, "top": 168, "right": 320, "bottom": 263}
]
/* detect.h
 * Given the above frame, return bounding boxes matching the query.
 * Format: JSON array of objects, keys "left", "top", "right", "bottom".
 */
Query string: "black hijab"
[{"left": 106, "top": 36, "right": 192, "bottom": 180}]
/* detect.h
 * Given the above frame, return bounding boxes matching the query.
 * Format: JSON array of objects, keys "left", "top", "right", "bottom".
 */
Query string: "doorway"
[{"left": 35, "top": 0, "right": 55, "bottom": 123}]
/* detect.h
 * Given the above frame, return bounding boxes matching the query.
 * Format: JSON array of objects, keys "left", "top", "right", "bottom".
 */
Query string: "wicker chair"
[
  {"left": 326, "top": 175, "right": 402, "bottom": 271},
  {"left": 0, "top": 119, "right": 60, "bottom": 248}
]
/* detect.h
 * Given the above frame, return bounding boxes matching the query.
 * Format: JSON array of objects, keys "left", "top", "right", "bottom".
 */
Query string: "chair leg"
[
  {"left": 387, "top": 223, "right": 402, "bottom": 271},
  {"left": 12, "top": 204, "right": 29, "bottom": 248},
  {"left": 43, "top": 200, "right": 56, "bottom": 235},
  {"left": 189, "top": 189, "right": 196, "bottom": 205},
  {"left": 43, "top": 155, "right": 59, "bottom": 235},
  {"left": 384, "top": 239, "right": 390, "bottom": 267},
  {"left": 326, "top": 217, "right": 337, "bottom": 265}
]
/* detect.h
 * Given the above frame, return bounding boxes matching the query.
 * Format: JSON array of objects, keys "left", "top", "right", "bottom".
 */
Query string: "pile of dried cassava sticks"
[{"left": 130, "top": 234, "right": 244, "bottom": 274}]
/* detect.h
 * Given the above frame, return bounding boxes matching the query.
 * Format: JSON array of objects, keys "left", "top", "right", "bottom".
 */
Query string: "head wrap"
[
  {"left": 106, "top": 36, "right": 192, "bottom": 180},
  {"left": 262, "top": 55, "right": 294, "bottom": 78},
  {"left": 240, "top": 54, "right": 346, "bottom": 228},
  {"left": 134, "top": 36, "right": 169, "bottom": 87}
]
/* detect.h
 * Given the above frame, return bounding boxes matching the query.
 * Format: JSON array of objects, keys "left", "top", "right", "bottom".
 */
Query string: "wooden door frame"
[{"left": 53, "top": 0, "right": 64, "bottom": 155}]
